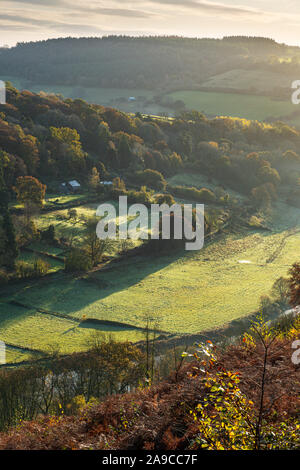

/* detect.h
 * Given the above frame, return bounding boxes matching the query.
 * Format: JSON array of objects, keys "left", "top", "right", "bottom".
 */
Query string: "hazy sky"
[{"left": 1, "top": 0, "right": 300, "bottom": 46}]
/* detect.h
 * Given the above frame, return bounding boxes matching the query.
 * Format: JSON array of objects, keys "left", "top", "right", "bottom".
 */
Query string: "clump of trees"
[
  {"left": 132, "top": 169, "right": 166, "bottom": 191},
  {"left": 14, "top": 176, "right": 46, "bottom": 220},
  {"left": 0, "top": 337, "right": 144, "bottom": 431},
  {"left": 168, "top": 185, "right": 216, "bottom": 203}
]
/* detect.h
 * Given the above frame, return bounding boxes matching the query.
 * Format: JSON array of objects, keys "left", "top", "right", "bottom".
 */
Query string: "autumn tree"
[
  {"left": 257, "top": 162, "right": 280, "bottom": 186},
  {"left": 112, "top": 177, "right": 126, "bottom": 191},
  {"left": 134, "top": 169, "right": 166, "bottom": 191},
  {"left": 49, "top": 126, "right": 86, "bottom": 176},
  {"left": 271, "top": 277, "right": 290, "bottom": 304},
  {"left": 283, "top": 150, "right": 300, "bottom": 162},
  {"left": 84, "top": 217, "right": 108, "bottom": 267},
  {"left": 251, "top": 183, "right": 276, "bottom": 210},
  {"left": 89, "top": 167, "right": 100, "bottom": 191},
  {"left": 0, "top": 153, "right": 19, "bottom": 268},
  {"left": 14, "top": 176, "right": 46, "bottom": 224},
  {"left": 288, "top": 262, "right": 300, "bottom": 306}
]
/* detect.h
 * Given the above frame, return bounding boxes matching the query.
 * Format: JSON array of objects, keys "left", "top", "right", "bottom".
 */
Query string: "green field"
[
  {"left": 0, "top": 301, "right": 145, "bottom": 364},
  {"left": 18, "top": 248, "right": 64, "bottom": 273},
  {"left": 202, "top": 69, "right": 291, "bottom": 92},
  {"left": 5, "top": 75, "right": 298, "bottom": 123},
  {"left": 167, "top": 90, "right": 295, "bottom": 121},
  {"left": 2, "top": 197, "right": 300, "bottom": 364},
  {"left": 34, "top": 201, "right": 142, "bottom": 257},
  {"left": 167, "top": 173, "right": 245, "bottom": 201},
  {"left": 35, "top": 204, "right": 97, "bottom": 243}
]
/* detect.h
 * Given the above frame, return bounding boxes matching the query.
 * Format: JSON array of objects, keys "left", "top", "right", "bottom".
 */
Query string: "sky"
[{"left": 1, "top": 0, "right": 300, "bottom": 47}]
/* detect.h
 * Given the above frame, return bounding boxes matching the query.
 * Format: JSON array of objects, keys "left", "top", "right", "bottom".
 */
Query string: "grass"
[
  {"left": 18, "top": 249, "right": 64, "bottom": 273},
  {"left": 5, "top": 203, "right": 300, "bottom": 333},
  {"left": 45, "top": 194, "right": 87, "bottom": 205},
  {"left": 27, "top": 241, "right": 64, "bottom": 257},
  {"left": 167, "top": 90, "right": 296, "bottom": 121},
  {"left": 4, "top": 349, "right": 33, "bottom": 365},
  {"left": 34, "top": 201, "right": 143, "bottom": 255},
  {"left": 0, "top": 302, "right": 145, "bottom": 362},
  {"left": 167, "top": 173, "right": 245, "bottom": 201},
  {"left": 9, "top": 193, "right": 87, "bottom": 211},
  {"left": 34, "top": 204, "right": 97, "bottom": 244},
  {"left": 0, "top": 234, "right": 285, "bottom": 335},
  {"left": 3, "top": 193, "right": 300, "bottom": 364},
  {"left": 202, "top": 69, "right": 291, "bottom": 92}
]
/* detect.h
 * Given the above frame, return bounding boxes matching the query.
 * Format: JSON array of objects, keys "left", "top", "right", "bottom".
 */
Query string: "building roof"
[{"left": 68, "top": 180, "right": 81, "bottom": 188}]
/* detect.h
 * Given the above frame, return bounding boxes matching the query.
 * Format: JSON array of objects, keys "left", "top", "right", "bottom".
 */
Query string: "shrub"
[
  {"left": 67, "top": 208, "right": 77, "bottom": 221},
  {"left": 15, "top": 260, "right": 33, "bottom": 279},
  {"left": 133, "top": 169, "right": 166, "bottom": 191},
  {"left": 64, "top": 248, "right": 91, "bottom": 272},
  {"left": 16, "top": 258, "right": 50, "bottom": 279},
  {"left": 126, "top": 188, "right": 152, "bottom": 204},
  {"left": 168, "top": 185, "right": 216, "bottom": 203},
  {"left": 33, "top": 258, "right": 50, "bottom": 277}
]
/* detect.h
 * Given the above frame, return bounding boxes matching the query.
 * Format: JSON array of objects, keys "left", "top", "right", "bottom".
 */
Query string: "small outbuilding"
[
  {"left": 68, "top": 180, "right": 81, "bottom": 192},
  {"left": 60, "top": 180, "right": 81, "bottom": 193}
]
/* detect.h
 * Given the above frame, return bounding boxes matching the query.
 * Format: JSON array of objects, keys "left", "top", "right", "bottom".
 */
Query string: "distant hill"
[{"left": 1, "top": 35, "right": 300, "bottom": 94}]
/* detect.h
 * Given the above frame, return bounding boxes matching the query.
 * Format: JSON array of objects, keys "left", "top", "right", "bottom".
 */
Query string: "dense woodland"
[
  {"left": 2, "top": 82, "right": 300, "bottom": 192},
  {"left": 1, "top": 36, "right": 300, "bottom": 93}
]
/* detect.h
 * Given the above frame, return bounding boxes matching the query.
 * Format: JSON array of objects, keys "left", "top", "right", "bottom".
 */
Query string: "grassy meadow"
[
  {"left": 167, "top": 173, "right": 245, "bottom": 201},
  {"left": 2, "top": 196, "right": 300, "bottom": 364},
  {"left": 167, "top": 90, "right": 295, "bottom": 121},
  {"left": 201, "top": 69, "right": 290, "bottom": 92}
]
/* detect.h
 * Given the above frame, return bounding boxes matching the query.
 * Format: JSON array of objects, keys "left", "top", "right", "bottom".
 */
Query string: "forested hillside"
[
  {"left": 2, "top": 82, "right": 300, "bottom": 196},
  {"left": 0, "top": 36, "right": 299, "bottom": 94}
]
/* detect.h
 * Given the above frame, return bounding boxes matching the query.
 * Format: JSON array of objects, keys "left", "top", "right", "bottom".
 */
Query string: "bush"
[
  {"left": 168, "top": 185, "right": 216, "bottom": 203},
  {"left": 33, "top": 258, "right": 50, "bottom": 277},
  {"left": 133, "top": 169, "right": 166, "bottom": 191},
  {"left": 15, "top": 258, "right": 50, "bottom": 279},
  {"left": 64, "top": 248, "right": 91, "bottom": 272},
  {"left": 67, "top": 208, "right": 78, "bottom": 221},
  {"left": 126, "top": 188, "right": 152, "bottom": 204}
]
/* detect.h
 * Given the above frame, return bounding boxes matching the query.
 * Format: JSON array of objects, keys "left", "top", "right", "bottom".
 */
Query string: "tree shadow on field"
[{"left": 5, "top": 249, "right": 187, "bottom": 323}]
